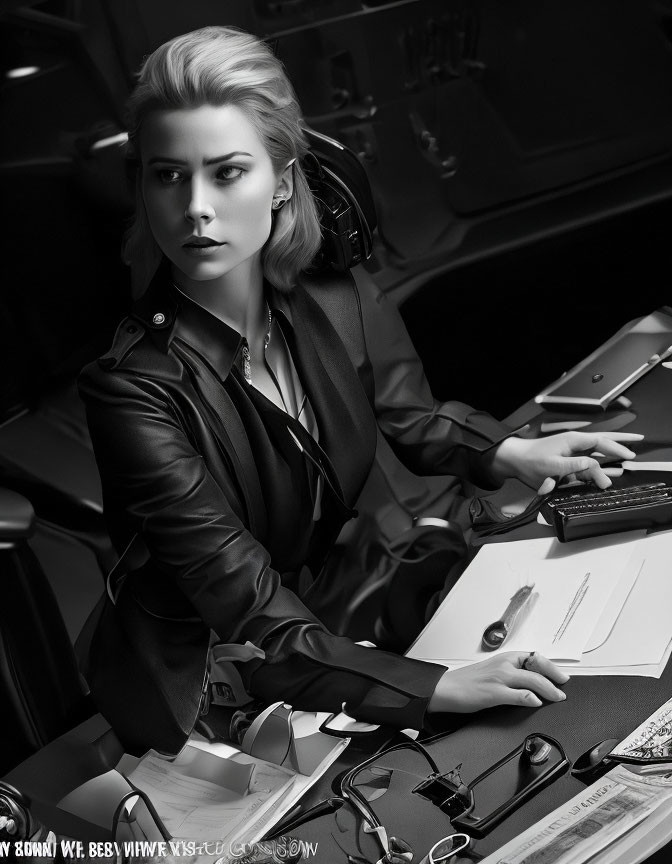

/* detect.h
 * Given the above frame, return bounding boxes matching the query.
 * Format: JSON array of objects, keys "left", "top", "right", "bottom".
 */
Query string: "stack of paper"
[
  {"left": 58, "top": 708, "right": 348, "bottom": 848},
  {"left": 407, "top": 528, "right": 672, "bottom": 677}
]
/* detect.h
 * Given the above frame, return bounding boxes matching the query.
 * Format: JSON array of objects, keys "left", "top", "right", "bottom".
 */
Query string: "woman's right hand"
[{"left": 428, "top": 651, "right": 569, "bottom": 714}]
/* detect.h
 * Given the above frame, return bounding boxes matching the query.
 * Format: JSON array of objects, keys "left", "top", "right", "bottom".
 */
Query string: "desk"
[
  {"left": 285, "top": 354, "right": 672, "bottom": 862},
  {"left": 6, "top": 326, "right": 672, "bottom": 863}
]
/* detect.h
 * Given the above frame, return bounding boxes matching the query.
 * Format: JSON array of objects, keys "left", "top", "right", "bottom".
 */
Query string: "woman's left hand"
[{"left": 488, "top": 431, "right": 645, "bottom": 494}]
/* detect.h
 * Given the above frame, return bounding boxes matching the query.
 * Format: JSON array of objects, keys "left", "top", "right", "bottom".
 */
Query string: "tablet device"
[{"left": 535, "top": 308, "right": 672, "bottom": 410}]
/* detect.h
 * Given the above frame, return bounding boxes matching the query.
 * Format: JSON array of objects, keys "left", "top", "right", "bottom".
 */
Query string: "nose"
[{"left": 184, "top": 177, "right": 215, "bottom": 223}]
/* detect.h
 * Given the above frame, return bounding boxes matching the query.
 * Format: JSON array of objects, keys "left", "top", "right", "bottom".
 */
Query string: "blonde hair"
[{"left": 124, "top": 26, "right": 321, "bottom": 293}]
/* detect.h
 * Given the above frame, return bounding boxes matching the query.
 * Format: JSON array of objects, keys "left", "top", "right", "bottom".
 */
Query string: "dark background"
[{"left": 2, "top": 0, "right": 672, "bottom": 421}]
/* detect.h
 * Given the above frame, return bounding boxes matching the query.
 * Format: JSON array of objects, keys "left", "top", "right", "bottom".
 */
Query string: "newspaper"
[
  {"left": 481, "top": 765, "right": 672, "bottom": 864},
  {"left": 610, "top": 695, "right": 672, "bottom": 761}
]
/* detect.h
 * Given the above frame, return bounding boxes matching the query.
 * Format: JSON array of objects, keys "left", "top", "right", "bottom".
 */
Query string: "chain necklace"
[
  {"left": 171, "top": 281, "right": 270, "bottom": 385},
  {"left": 241, "top": 304, "right": 272, "bottom": 384}
]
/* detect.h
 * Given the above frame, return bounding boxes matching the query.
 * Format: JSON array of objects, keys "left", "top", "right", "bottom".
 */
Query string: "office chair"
[{"left": 0, "top": 488, "right": 94, "bottom": 775}]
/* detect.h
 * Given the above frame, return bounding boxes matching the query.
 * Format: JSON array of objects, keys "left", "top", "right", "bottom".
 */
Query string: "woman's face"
[{"left": 140, "top": 103, "right": 289, "bottom": 288}]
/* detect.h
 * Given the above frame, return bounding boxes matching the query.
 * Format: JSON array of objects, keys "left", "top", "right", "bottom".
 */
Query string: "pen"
[
  {"left": 481, "top": 584, "right": 536, "bottom": 651},
  {"left": 553, "top": 573, "right": 590, "bottom": 643}
]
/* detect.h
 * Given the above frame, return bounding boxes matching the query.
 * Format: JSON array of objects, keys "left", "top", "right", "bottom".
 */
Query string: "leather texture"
[
  {"left": 77, "top": 261, "right": 514, "bottom": 743},
  {"left": 77, "top": 584, "right": 210, "bottom": 756},
  {"left": 0, "top": 488, "right": 35, "bottom": 540}
]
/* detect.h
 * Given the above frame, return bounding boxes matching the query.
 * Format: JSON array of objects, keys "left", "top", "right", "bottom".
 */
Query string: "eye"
[
  {"left": 156, "top": 168, "right": 182, "bottom": 185},
  {"left": 216, "top": 165, "right": 245, "bottom": 183}
]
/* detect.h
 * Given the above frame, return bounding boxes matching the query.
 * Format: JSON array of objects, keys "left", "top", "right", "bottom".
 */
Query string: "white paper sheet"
[
  {"left": 622, "top": 460, "right": 672, "bottom": 471},
  {"left": 126, "top": 747, "right": 295, "bottom": 843},
  {"left": 575, "top": 530, "right": 672, "bottom": 669},
  {"left": 408, "top": 532, "right": 642, "bottom": 664},
  {"left": 59, "top": 709, "right": 348, "bottom": 849},
  {"left": 410, "top": 528, "right": 672, "bottom": 679}
]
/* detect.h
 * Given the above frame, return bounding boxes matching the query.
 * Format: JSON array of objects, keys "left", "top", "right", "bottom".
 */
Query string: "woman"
[{"left": 79, "top": 26, "right": 641, "bottom": 750}]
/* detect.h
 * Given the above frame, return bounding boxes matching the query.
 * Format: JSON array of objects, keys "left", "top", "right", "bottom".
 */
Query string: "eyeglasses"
[
  {"left": 419, "top": 833, "right": 472, "bottom": 864},
  {"left": 339, "top": 739, "right": 437, "bottom": 862}
]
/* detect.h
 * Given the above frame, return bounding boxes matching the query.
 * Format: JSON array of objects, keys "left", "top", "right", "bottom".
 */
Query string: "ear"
[{"left": 273, "top": 159, "right": 295, "bottom": 202}]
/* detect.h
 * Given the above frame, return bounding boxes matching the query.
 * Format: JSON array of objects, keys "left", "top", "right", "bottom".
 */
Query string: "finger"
[
  {"left": 568, "top": 431, "right": 643, "bottom": 445},
  {"left": 559, "top": 456, "right": 612, "bottom": 488},
  {"left": 525, "top": 651, "right": 571, "bottom": 684},
  {"left": 537, "top": 476, "right": 556, "bottom": 495},
  {"left": 603, "top": 466, "right": 624, "bottom": 478},
  {"left": 577, "top": 463, "right": 612, "bottom": 489},
  {"left": 587, "top": 432, "right": 644, "bottom": 441},
  {"left": 565, "top": 434, "right": 637, "bottom": 461},
  {"left": 565, "top": 432, "right": 643, "bottom": 455},
  {"left": 510, "top": 668, "right": 566, "bottom": 702},
  {"left": 494, "top": 686, "right": 543, "bottom": 708},
  {"left": 590, "top": 439, "right": 638, "bottom": 460}
]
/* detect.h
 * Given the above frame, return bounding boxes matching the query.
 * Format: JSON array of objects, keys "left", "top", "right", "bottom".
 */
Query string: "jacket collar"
[
  {"left": 131, "top": 258, "right": 294, "bottom": 382},
  {"left": 132, "top": 260, "right": 376, "bottom": 508}
]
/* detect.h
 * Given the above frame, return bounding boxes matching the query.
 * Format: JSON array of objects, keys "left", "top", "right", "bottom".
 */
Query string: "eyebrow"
[{"left": 147, "top": 151, "right": 254, "bottom": 166}]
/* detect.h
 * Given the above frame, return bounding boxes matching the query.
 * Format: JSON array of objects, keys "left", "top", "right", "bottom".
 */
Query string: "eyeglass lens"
[{"left": 429, "top": 832, "right": 471, "bottom": 863}]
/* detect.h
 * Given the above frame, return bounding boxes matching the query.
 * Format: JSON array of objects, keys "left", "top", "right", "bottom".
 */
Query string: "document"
[
  {"left": 58, "top": 707, "right": 349, "bottom": 849},
  {"left": 126, "top": 746, "right": 294, "bottom": 844},
  {"left": 480, "top": 764, "right": 672, "bottom": 864},
  {"left": 123, "top": 708, "right": 348, "bottom": 846},
  {"left": 407, "top": 532, "right": 643, "bottom": 665},
  {"left": 570, "top": 529, "right": 672, "bottom": 677},
  {"left": 408, "top": 528, "right": 672, "bottom": 678}
]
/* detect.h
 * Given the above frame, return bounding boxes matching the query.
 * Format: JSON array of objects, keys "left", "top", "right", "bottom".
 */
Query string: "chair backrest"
[
  {"left": 303, "top": 126, "right": 377, "bottom": 272},
  {"left": 0, "top": 488, "right": 93, "bottom": 775}
]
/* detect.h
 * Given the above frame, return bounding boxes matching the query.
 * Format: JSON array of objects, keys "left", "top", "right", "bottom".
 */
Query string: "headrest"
[{"left": 302, "top": 127, "right": 377, "bottom": 271}]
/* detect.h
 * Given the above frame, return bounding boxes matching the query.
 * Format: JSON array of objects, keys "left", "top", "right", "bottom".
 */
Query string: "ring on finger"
[{"left": 521, "top": 651, "right": 535, "bottom": 671}]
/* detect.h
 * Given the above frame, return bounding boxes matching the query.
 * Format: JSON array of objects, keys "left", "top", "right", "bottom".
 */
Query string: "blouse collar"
[{"left": 131, "top": 258, "right": 294, "bottom": 382}]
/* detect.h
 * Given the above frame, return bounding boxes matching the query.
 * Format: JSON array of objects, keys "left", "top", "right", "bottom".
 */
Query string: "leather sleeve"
[
  {"left": 353, "top": 267, "right": 515, "bottom": 484},
  {"left": 79, "top": 365, "right": 446, "bottom": 728}
]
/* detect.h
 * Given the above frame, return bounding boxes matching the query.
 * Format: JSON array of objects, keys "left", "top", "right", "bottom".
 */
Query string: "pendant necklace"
[{"left": 241, "top": 304, "right": 272, "bottom": 384}]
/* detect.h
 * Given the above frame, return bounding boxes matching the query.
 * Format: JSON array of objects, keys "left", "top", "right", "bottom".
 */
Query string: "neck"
[{"left": 172, "top": 257, "right": 266, "bottom": 347}]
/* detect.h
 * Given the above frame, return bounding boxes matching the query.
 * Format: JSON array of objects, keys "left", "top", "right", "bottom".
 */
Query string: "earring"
[{"left": 272, "top": 196, "right": 286, "bottom": 210}]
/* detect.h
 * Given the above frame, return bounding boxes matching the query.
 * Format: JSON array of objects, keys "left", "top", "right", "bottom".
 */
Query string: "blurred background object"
[{"left": 3, "top": 0, "right": 672, "bottom": 419}]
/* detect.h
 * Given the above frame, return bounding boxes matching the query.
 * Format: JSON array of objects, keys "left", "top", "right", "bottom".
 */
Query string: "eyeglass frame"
[
  {"left": 339, "top": 738, "right": 440, "bottom": 859},
  {"left": 420, "top": 832, "right": 472, "bottom": 864}
]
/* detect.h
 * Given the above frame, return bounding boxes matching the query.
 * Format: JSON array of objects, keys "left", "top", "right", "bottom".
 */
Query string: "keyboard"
[{"left": 540, "top": 482, "right": 672, "bottom": 542}]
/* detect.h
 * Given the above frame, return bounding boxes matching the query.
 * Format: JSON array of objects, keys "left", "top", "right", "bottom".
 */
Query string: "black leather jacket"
[{"left": 79, "top": 263, "right": 513, "bottom": 732}]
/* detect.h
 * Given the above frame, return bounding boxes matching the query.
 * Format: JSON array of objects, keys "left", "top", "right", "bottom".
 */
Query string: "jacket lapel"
[{"left": 277, "top": 286, "right": 377, "bottom": 507}]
